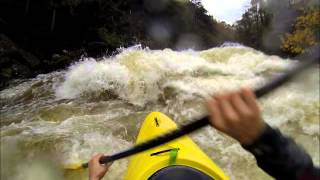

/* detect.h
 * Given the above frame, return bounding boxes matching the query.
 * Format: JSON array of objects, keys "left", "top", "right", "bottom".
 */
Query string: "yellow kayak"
[{"left": 124, "top": 112, "right": 228, "bottom": 180}]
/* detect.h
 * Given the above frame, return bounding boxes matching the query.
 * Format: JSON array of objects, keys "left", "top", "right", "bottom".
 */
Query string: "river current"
[{"left": 1, "top": 45, "right": 319, "bottom": 180}]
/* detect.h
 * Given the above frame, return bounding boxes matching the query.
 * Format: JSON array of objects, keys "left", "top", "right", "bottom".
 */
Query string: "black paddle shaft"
[{"left": 81, "top": 57, "right": 318, "bottom": 168}]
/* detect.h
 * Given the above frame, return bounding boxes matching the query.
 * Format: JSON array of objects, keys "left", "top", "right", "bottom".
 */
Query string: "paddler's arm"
[
  {"left": 242, "top": 124, "right": 319, "bottom": 179},
  {"left": 88, "top": 153, "right": 112, "bottom": 180},
  {"left": 207, "top": 88, "right": 319, "bottom": 180}
]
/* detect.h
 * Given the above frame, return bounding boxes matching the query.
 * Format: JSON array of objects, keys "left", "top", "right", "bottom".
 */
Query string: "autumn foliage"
[{"left": 281, "top": 7, "right": 320, "bottom": 55}]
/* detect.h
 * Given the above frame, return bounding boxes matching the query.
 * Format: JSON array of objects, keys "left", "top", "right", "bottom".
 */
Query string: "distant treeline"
[
  {"left": 0, "top": 0, "right": 319, "bottom": 88},
  {"left": 0, "top": 0, "right": 234, "bottom": 58},
  {"left": 0, "top": 0, "right": 234, "bottom": 88}
]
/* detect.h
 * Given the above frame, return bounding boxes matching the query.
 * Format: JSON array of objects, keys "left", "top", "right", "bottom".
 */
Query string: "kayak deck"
[{"left": 124, "top": 112, "right": 228, "bottom": 180}]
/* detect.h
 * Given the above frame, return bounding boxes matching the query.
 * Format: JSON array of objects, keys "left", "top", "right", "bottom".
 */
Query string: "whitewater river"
[{"left": 1, "top": 45, "right": 319, "bottom": 180}]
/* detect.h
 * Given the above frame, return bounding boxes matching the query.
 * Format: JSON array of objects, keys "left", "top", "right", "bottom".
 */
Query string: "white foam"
[
  {"left": 56, "top": 46, "right": 293, "bottom": 107},
  {"left": 1, "top": 45, "right": 319, "bottom": 180}
]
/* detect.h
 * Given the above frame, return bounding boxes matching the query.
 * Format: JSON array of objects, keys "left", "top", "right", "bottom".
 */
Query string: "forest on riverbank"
[
  {"left": 0, "top": 0, "right": 319, "bottom": 89},
  {"left": 235, "top": 0, "right": 319, "bottom": 56}
]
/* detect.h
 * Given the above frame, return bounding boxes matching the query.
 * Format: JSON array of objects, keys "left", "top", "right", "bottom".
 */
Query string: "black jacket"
[{"left": 243, "top": 125, "right": 320, "bottom": 180}]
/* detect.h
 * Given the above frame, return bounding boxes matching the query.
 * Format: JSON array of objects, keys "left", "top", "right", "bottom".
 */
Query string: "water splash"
[
  {"left": 1, "top": 45, "right": 319, "bottom": 180},
  {"left": 56, "top": 46, "right": 293, "bottom": 106}
]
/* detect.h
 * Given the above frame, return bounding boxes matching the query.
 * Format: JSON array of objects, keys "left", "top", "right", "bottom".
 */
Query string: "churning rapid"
[{"left": 1, "top": 45, "right": 319, "bottom": 180}]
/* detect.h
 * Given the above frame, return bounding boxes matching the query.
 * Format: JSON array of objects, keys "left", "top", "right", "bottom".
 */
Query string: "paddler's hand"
[
  {"left": 207, "top": 88, "right": 266, "bottom": 145},
  {"left": 89, "top": 153, "right": 111, "bottom": 180}
]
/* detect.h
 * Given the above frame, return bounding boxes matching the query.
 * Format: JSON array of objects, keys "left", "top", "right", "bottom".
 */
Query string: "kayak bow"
[{"left": 124, "top": 112, "right": 228, "bottom": 180}]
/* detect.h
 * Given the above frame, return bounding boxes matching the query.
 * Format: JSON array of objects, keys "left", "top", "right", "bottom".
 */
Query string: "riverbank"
[
  {"left": 0, "top": 0, "right": 237, "bottom": 90},
  {"left": 1, "top": 0, "right": 319, "bottom": 90}
]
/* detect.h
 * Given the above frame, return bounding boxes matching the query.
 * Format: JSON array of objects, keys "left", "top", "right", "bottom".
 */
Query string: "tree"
[
  {"left": 281, "top": 7, "right": 320, "bottom": 54},
  {"left": 234, "top": 0, "right": 320, "bottom": 56},
  {"left": 234, "top": 4, "right": 271, "bottom": 49}
]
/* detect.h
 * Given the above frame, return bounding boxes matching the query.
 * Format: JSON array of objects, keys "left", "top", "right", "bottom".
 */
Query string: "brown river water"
[{"left": 1, "top": 45, "right": 319, "bottom": 180}]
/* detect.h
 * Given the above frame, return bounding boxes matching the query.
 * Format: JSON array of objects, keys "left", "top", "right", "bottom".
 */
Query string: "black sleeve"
[{"left": 242, "top": 124, "right": 320, "bottom": 180}]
